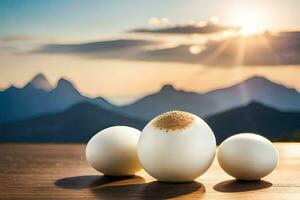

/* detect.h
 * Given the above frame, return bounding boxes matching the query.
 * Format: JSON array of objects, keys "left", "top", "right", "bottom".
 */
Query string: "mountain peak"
[
  {"left": 55, "top": 78, "right": 78, "bottom": 93},
  {"left": 27, "top": 73, "right": 52, "bottom": 91},
  {"left": 241, "top": 76, "right": 297, "bottom": 91},
  {"left": 160, "top": 84, "right": 176, "bottom": 93},
  {"left": 244, "top": 75, "right": 272, "bottom": 84}
]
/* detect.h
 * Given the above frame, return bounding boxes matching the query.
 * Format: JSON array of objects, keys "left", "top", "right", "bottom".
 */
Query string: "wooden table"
[{"left": 0, "top": 143, "right": 299, "bottom": 199}]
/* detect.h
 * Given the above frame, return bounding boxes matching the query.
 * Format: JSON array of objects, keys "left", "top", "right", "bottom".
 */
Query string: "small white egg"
[
  {"left": 217, "top": 133, "right": 278, "bottom": 181},
  {"left": 86, "top": 126, "right": 142, "bottom": 176},
  {"left": 137, "top": 111, "right": 216, "bottom": 182}
]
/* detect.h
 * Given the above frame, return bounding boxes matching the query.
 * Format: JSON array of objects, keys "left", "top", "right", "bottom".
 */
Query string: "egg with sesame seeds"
[{"left": 137, "top": 111, "right": 216, "bottom": 182}]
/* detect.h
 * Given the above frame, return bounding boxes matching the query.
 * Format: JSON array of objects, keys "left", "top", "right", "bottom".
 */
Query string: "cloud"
[
  {"left": 161, "top": 17, "right": 170, "bottom": 24},
  {"left": 0, "top": 36, "right": 37, "bottom": 42},
  {"left": 131, "top": 24, "right": 239, "bottom": 34},
  {"left": 209, "top": 16, "right": 220, "bottom": 24},
  {"left": 36, "top": 39, "right": 159, "bottom": 53},
  {"left": 148, "top": 17, "right": 170, "bottom": 26},
  {"left": 33, "top": 31, "right": 300, "bottom": 66},
  {"left": 137, "top": 31, "right": 300, "bottom": 66},
  {"left": 34, "top": 39, "right": 161, "bottom": 60},
  {"left": 0, "top": 35, "right": 71, "bottom": 53},
  {"left": 0, "top": 36, "right": 63, "bottom": 43},
  {"left": 0, "top": 35, "right": 90, "bottom": 53},
  {"left": 189, "top": 45, "right": 206, "bottom": 55},
  {"left": 137, "top": 44, "right": 202, "bottom": 63}
]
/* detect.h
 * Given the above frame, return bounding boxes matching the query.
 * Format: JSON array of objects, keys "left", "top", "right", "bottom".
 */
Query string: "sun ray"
[
  {"left": 202, "top": 38, "right": 233, "bottom": 65},
  {"left": 257, "top": 34, "right": 281, "bottom": 65}
]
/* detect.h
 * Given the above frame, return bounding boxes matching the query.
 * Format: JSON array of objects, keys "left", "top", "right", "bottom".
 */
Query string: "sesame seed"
[{"left": 153, "top": 111, "right": 194, "bottom": 132}]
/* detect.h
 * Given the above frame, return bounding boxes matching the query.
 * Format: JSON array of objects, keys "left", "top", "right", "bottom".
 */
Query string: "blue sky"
[
  {"left": 1, "top": 0, "right": 299, "bottom": 39},
  {"left": 0, "top": 0, "right": 211, "bottom": 38}
]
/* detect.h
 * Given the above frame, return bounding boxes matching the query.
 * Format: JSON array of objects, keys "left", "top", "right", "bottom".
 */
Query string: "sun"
[
  {"left": 240, "top": 20, "right": 263, "bottom": 36},
  {"left": 228, "top": 5, "right": 267, "bottom": 36}
]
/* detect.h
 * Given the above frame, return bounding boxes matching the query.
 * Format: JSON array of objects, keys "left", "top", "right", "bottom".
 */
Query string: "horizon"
[{"left": 0, "top": 72, "right": 295, "bottom": 105}]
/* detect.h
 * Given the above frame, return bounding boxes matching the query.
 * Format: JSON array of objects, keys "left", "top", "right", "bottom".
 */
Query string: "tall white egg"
[
  {"left": 217, "top": 133, "right": 278, "bottom": 180},
  {"left": 86, "top": 126, "right": 142, "bottom": 176},
  {"left": 137, "top": 111, "right": 216, "bottom": 182}
]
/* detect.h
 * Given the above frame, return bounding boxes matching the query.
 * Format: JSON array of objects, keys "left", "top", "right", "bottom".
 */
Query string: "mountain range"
[
  {"left": 121, "top": 76, "right": 300, "bottom": 120},
  {"left": 206, "top": 102, "right": 300, "bottom": 143},
  {"left": 0, "top": 102, "right": 146, "bottom": 142},
  {"left": 0, "top": 101, "right": 299, "bottom": 143},
  {"left": 0, "top": 73, "right": 115, "bottom": 124},
  {"left": 1, "top": 73, "right": 300, "bottom": 142}
]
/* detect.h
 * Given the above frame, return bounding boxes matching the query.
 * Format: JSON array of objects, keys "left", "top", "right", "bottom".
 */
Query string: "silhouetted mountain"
[
  {"left": 2, "top": 74, "right": 300, "bottom": 125},
  {"left": 121, "top": 76, "right": 300, "bottom": 120},
  {"left": 2, "top": 73, "right": 300, "bottom": 144},
  {"left": 204, "top": 76, "right": 300, "bottom": 114},
  {"left": 27, "top": 73, "right": 52, "bottom": 91},
  {"left": 121, "top": 84, "right": 217, "bottom": 120},
  {"left": 1, "top": 101, "right": 299, "bottom": 143},
  {"left": 0, "top": 102, "right": 146, "bottom": 142},
  {"left": 131, "top": 24, "right": 239, "bottom": 34},
  {"left": 0, "top": 74, "right": 115, "bottom": 123},
  {"left": 206, "top": 102, "right": 300, "bottom": 144}
]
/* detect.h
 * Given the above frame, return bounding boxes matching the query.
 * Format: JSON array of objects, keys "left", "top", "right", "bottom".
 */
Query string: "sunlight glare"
[
  {"left": 240, "top": 21, "right": 261, "bottom": 35},
  {"left": 189, "top": 45, "right": 205, "bottom": 55},
  {"left": 229, "top": 6, "right": 266, "bottom": 36}
]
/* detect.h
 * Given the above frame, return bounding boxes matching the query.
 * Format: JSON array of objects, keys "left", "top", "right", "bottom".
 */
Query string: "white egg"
[
  {"left": 217, "top": 133, "right": 278, "bottom": 181},
  {"left": 85, "top": 126, "right": 142, "bottom": 176},
  {"left": 137, "top": 111, "right": 216, "bottom": 182}
]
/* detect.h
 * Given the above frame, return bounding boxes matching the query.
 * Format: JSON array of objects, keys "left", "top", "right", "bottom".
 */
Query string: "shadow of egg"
[
  {"left": 55, "top": 175, "right": 144, "bottom": 190},
  {"left": 213, "top": 179, "right": 272, "bottom": 193},
  {"left": 91, "top": 180, "right": 205, "bottom": 199}
]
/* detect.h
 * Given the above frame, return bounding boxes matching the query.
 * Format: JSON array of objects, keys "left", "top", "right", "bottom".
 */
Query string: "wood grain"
[{"left": 0, "top": 143, "right": 299, "bottom": 199}]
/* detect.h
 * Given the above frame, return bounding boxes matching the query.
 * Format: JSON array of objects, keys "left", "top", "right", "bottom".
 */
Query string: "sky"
[
  {"left": 1, "top": 0, "right": 300, "bottom": 38},
  {"left": 1, "top": 0, "right": 300, "bottom": 104}
]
